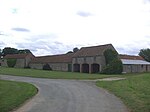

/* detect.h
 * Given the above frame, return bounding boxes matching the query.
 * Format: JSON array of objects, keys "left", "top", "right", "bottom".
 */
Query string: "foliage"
[
  {"left": 7, "top": 59, "right": 17, "bottom": 67},
  {"left": 18, "top": 49, "right": 31, "bottom": 54},
  {"left": 96, "top": 73, "right": 150, "bottom": 112},
  {"left": 73, "top": 47, "right": 79, "bottom": 53},
  {"left": 2, "top": 47, "right": 18, "bottom": 56},
  {"left": 2, "top": 47, "right": 32, "bottom": 56},
  {"left": 43, "top": 63, "right": 52, "bottom": 70},
  {"left": 0, "top": 80, "right": 37, "bottom": 112},
  {"left": 102, "top": 49, "right": 123, "bottom": 74},
  {"left": 102, "top": 59, "right": 123, "bottom": 74},
  {"left": 139, "top": 48, "right": 150, "bottom": 62},
  {"left": 104, "top": 49, "right": 118, "bottom": 65}
]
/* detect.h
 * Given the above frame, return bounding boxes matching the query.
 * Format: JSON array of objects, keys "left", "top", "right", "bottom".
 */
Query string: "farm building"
[
  {"left": 72, "top": 44, "right": 116, "bottom": 73},
  {"left": 29, "top": 53, "right": 74, "bottom": 72},
  {"left": 1, "top": 53, "right": 35, "bottom": 68},
  {"left": 1, "top": 44, "right": 150, "bottom": 73},
  {"left": 119, "top": 55, "right": 150, "bottom": 73}
]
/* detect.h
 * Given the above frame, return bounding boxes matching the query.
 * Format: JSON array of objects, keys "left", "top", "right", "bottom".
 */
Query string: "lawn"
[
  {"left": 0, "top": 80, "right": 37, "bottom": 112},
  {"left": 0, "top": 67, "right": 120, "bottom": 79},
  {"left": 96, "top": 73, "right": 150, "bottom": 112}
]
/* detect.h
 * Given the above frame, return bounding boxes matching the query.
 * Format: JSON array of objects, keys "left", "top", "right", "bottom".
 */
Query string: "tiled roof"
[
  {"left": 4, "top": 53, "right": 34, "bottom": 59},
  {"left": 119, "top": 54, "right": 144, "bottom": 60},
  {"left": 31, "top": 53, "right": 74, "bottom": 63},
  {"left": 73, "top": 44, "right": 115, "bottom": 57}
]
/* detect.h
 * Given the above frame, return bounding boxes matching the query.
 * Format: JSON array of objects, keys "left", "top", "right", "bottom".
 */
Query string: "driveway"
[{"left": 0, "top": 75, "right": 128, "bottom": 112}]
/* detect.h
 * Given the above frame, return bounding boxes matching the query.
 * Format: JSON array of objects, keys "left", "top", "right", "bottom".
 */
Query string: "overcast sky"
[{"left": 0, "top": 0, "right": 150, "bottom": 56}]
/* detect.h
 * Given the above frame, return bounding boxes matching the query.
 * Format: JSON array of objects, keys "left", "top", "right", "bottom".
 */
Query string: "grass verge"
[
  {"left": 96, "top": 73, "right": 150, "bottom": 112},
  {"left": 0, "top": 80, "right": 37, "bottom": 112},
  {"left": 0, "top": 67, "right": 120, "bottom": 79}
]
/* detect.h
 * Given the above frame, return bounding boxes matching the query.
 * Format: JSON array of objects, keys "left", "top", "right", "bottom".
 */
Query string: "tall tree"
[
  {"left": 18, "top": 49, "right": 31, "bottom": 54},
  {"left": 2, "top": 47, "right": 18, "bottom": 56},
  {"left": 139, "top": 48, "right": 150, "bottom": 62},
  {"left": 73, "top": 47, "right": 79, "bottom": 53},
  {"left": 103, "top": 49, "right": 118, "bottom": 65},
  {"left": 102, "top": 49, "right": 123, "bottom": 74}
]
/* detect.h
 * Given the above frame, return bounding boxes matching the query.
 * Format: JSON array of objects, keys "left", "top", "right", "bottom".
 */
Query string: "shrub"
[
  {"left": 43, "top": 63, "right": 52, "bottom": 70},
  {"left": 7, "top": 59, "right": 16, "bottom": 67},
  {"left": 104, "top": 49, "right": 118, "bottom": 65},
  {"left": 102, "top": 49, "right": 123, "bottom": 74},
  {"left": 102, "top": 59, "right": 123, "bottom": 74}
]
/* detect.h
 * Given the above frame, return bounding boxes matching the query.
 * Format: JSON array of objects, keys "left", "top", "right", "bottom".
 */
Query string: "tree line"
[{"left": 0, "top": 47, "right": 32, "bottom": 58}]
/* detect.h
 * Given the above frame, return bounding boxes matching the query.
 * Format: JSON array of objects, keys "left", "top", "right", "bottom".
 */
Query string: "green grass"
[
  {"left": 96, "top": 73, "right": 150, "bottom": 112},
  {"left": 0, "top": 80, "right": 37, "bottom": 112},
  {"left": 0, "top": 67, "right": 120, "bottom": 79}
]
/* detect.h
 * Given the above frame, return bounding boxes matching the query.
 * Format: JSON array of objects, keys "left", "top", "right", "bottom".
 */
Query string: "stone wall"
[
  {"left": 29, "top": 63, "right": 44, "bottom": 69},
  {"left": 50, "top": 63, "right": 69, "bottom": 71},
  {"left": 123, "top": 64, "right": 150, "bottom": 73},
  {"left": 30, "top": 63, "right": 70, "bottom": 72},
  {"left": 15, "top": 59, "right": 25, "bottom": 68},
  {"left": 72, "top": 56, "right": 106, "bottom": 73}
]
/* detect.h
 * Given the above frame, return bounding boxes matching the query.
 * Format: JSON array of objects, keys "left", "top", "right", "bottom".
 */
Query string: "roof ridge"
[
  {"left": 81, "top": 44, "right": 112, "bottom": 49},
  {"left": 36, "top": 53, "right": 74, "bottom": 58}
]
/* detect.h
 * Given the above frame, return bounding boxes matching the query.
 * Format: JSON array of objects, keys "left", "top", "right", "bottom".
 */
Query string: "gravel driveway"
[{"left": 0, "top": 75, "right": 128, "bottom": 112}]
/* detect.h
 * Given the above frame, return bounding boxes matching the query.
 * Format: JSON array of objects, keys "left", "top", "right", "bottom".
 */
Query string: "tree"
[
  {"left": 2, "top": 47, "right": 18, "bottom": 56},
  {"left": 73, "top": 47, "right": 79, "bottom": 53},
  {"left": 104, "top": 49, "right": 118, "bottom": 65},
  {"left": 102, "top": 49, "right": 123, "bottom": 74},
  {"left": 18, "top": 49, "right": 31, "bottom": 54},
  {"left": 139, "top": 48, "right": 150, "bottom": 62}
]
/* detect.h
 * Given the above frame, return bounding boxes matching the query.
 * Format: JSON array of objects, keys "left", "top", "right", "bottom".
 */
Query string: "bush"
[
  {"left": 104, "top": 49, "right": 118, "bottom": 65},
  {"left": 102, "top": 49, "right": 123, "bottom": 74},
  {"left": 7, "top": 59, "right": 16, "bottom": 67},
  {"left": 43, "top": 63, "right": 52, "bottom": 70},
  {"left": 102, "top": 59, "right": 123, "bottom": 74}
]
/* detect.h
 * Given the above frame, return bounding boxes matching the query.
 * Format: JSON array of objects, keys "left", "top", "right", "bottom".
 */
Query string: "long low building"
[
  {"left": 119, "top": 55, "right": 150, "bottom": 73},
  {"left": 29, "top": 53, "right": 74, "bottom": 72},
  {"left": 1, "top": 44, "right": 150, "bottom": 73}
]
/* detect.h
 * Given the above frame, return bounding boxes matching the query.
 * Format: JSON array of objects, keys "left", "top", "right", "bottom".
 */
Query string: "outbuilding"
[
  {"left": 119, "top": 55, "right": 150, "bottom": 73},
  {"left": 1, "top": 53, "right": 35, "bottom": 68}
]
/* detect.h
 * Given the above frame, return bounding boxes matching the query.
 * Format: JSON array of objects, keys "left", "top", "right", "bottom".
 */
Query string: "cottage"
[
  {"left": 119, "top": 55, "right": 150, "bottom": 73},
  {"left": 29, "top": 53, "right": 74, "bottom": 72},
  {"left": 2, "top": 53, "right": 35, "bottom": 68}
]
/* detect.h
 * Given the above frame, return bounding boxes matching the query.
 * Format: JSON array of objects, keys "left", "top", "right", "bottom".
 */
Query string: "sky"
[{"left": 0, "top": 0, "right": 150, "bottom": 56}]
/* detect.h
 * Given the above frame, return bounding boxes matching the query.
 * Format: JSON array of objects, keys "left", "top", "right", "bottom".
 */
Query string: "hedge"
[{"left": 7, "top": 59, "right": 17, "bottom": 67}]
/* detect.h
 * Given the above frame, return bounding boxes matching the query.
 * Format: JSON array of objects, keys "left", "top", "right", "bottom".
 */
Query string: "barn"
[{"left": 119, "top": 55, "right": 150, "bottom": 73}]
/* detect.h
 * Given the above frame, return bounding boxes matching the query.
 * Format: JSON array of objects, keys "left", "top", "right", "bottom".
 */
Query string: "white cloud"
[{"left": 0, "top": 0, "right": 150, "bottom": 55}]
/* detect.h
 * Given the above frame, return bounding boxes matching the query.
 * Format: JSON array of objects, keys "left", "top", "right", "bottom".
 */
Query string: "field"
[
  {"left": 0, "top": 80, "right": 37, "bottom": 112},
  {"left": 96, "top": 73, "right": 150, "bottom": 112},
  {"left": 0, "top": 67, "right": 120, "bottom": 79}
]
